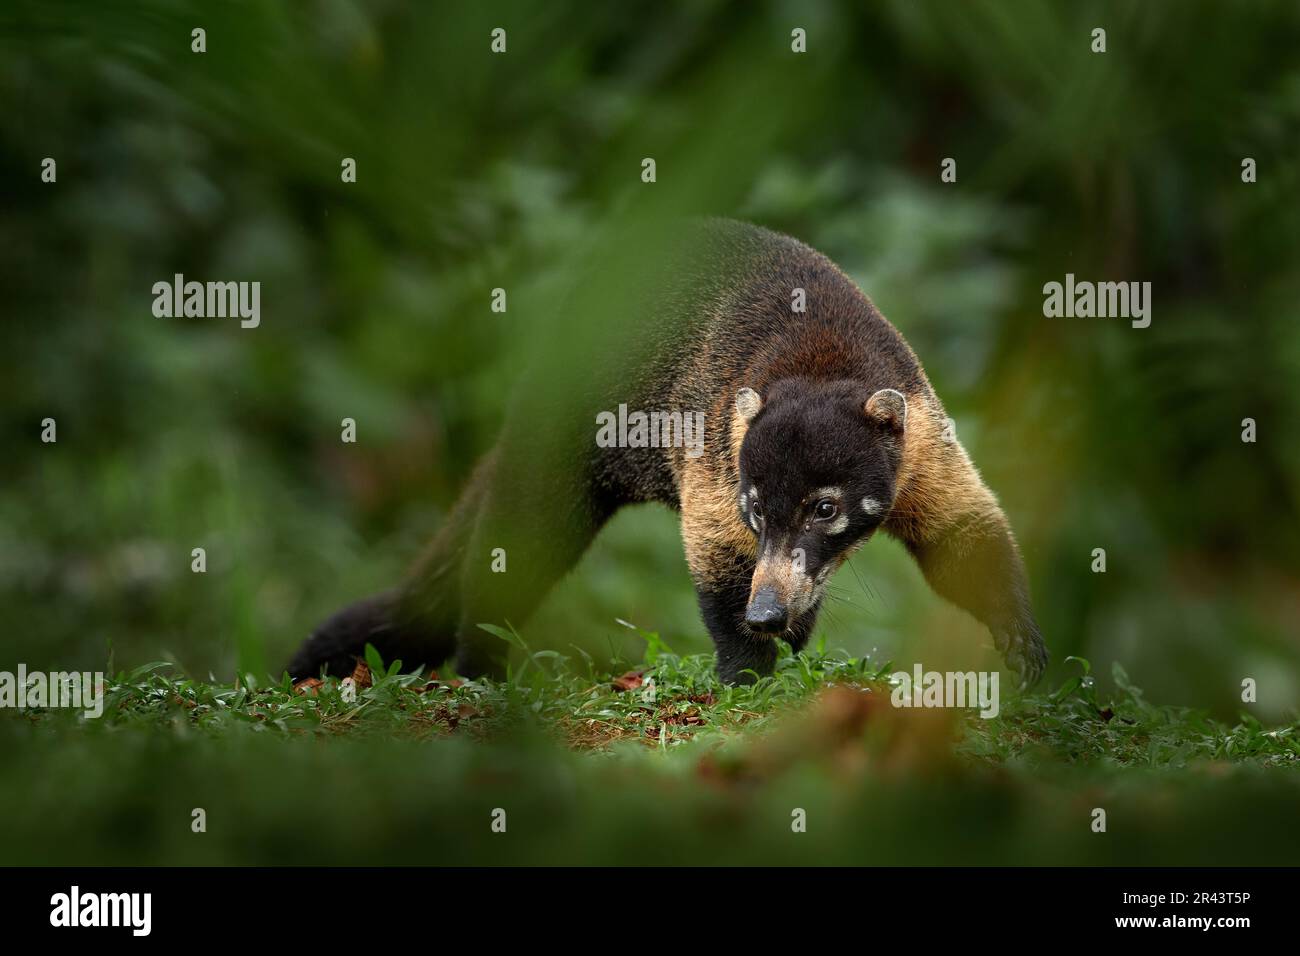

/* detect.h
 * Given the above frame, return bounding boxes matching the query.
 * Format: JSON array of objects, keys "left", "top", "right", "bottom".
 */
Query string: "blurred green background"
[{"left": 3, "top": 0, "right": 1298, "bottom": 719}]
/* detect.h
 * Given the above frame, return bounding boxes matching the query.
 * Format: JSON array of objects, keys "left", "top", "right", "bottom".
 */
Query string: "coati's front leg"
[
  {"left": 693, "top": 552, "right": 777, "bottom": 685},
  {"left": 886, "top": 399, "right": 1048, "bottom": 686},
  {"left": 693, "top": 557, "right": 821, "bottom": 685},
  {"left": 679, "top": 466, "right": 769, "bottom": 684},
  {"left": 901, "top": 512, "right": 1047, "bottom": 686}
]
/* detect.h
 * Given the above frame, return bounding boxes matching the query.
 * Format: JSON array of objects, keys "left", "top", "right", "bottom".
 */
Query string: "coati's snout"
[
  {"left": 743, "top": 534, "right": 828, "bottom": 633},
  {"left": 745, "top": 544, "right": 816, "bottom": 632},
  {"left": 734, "top": 380, "right": 908, "bottom": 633},
  {"left": 744, "top": 585, "right": 787, "bottom": 633}
]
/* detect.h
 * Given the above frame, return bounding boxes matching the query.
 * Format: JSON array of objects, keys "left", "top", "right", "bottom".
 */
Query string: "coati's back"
[
  {"left": 598, "top": 219, "right": 933, "bottom": 503},
  {"left": 665, "top": 218, "right": 928, "bottom": 408}
]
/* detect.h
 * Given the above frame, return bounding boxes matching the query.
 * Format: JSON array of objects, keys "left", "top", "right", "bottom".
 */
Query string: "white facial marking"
[
  {"left": 810, "top": 486, "right": 843, "bottom": 502},
  {"left": 862, "top": 497, "right": 883, "bottom": 517},
  {"left": 749, "top": 513, "right": 759, "bottom": 532},
  {"left": 826, "top": 514, "right": 849, "bottom": 535}
]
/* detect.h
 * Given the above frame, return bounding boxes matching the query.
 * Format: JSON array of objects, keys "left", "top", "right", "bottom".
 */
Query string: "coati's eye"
[
  {"left": 813, "top": 500, "right": 838, "bottom": 521},
  {"left": 750, "top": 499, "right": 764, "bottom": 520}
]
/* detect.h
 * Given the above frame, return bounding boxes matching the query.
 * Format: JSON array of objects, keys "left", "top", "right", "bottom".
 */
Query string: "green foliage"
[
  {"left": 4, "top": 1, "right": 1299, "bottom": 715},
  {"left": 2, "top": 648, "right": 1295, "bottom": 865}
]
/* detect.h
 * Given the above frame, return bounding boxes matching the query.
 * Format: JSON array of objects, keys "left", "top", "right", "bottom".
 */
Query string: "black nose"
[{"left": 745, "top": 586, "right": 788, "bottom": 633}]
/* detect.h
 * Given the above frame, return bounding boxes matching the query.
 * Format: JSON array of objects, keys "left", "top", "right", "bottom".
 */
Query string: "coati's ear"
[
  {"left": 865, "top": 388, "right": 907, "bottom": 433},
  {"left": 735, "top": 387, "right": 763, "bottom": 423}
]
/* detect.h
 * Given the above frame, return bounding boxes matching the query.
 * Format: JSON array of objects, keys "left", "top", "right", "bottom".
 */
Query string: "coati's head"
[{"left": 734, "top": 379, "right": 907, "bottom": 635}]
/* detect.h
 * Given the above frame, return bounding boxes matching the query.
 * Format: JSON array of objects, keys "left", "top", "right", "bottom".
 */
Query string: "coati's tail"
[
  {"left": 285, "top": 588, "right": 418, "bottom": 678},
  {"left": 285, "top": 452, "right": 495, "bottom": 679},
  {"left": 287, "top": 429, "right": 608, "bottom": 681}
]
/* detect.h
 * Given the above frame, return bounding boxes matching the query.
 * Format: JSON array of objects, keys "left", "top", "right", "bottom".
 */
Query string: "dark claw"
[{"left": 997, "top": 620, "right": 1048, "bottom": 690}]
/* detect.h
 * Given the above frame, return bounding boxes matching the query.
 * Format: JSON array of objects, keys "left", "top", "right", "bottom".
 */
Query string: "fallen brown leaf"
[
  {"left": 293, "top": 677, "right": 323, "bottom": 696},
  {"left": 612, "top": 670, "right": 645, "bottom": 692}
]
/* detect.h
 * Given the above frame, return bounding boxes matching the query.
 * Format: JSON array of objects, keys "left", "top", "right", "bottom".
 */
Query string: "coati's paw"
[{"left": 994, "top": 620, "right": 1048, "bottom": 690}]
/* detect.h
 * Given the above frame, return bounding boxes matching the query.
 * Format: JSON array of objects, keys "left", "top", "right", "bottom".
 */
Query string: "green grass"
[{"left": 3, "top": 632, "right": 1297, "bottom": 866}]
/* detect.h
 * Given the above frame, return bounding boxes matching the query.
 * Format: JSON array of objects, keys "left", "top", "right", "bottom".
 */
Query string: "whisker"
[
  {"left": 818, "top": 598, "right": 845, "bottom": 634},
  {"left": 847, "top": 561, "right": 874, "bottom": 606},
  {"left": 823, "top": 583, "right": 861, "bottom": 609}
]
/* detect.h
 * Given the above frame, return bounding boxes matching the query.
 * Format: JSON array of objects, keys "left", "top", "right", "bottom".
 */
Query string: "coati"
[{"left": 288, "top": 220, "right": 1048, "bottom": 687}]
